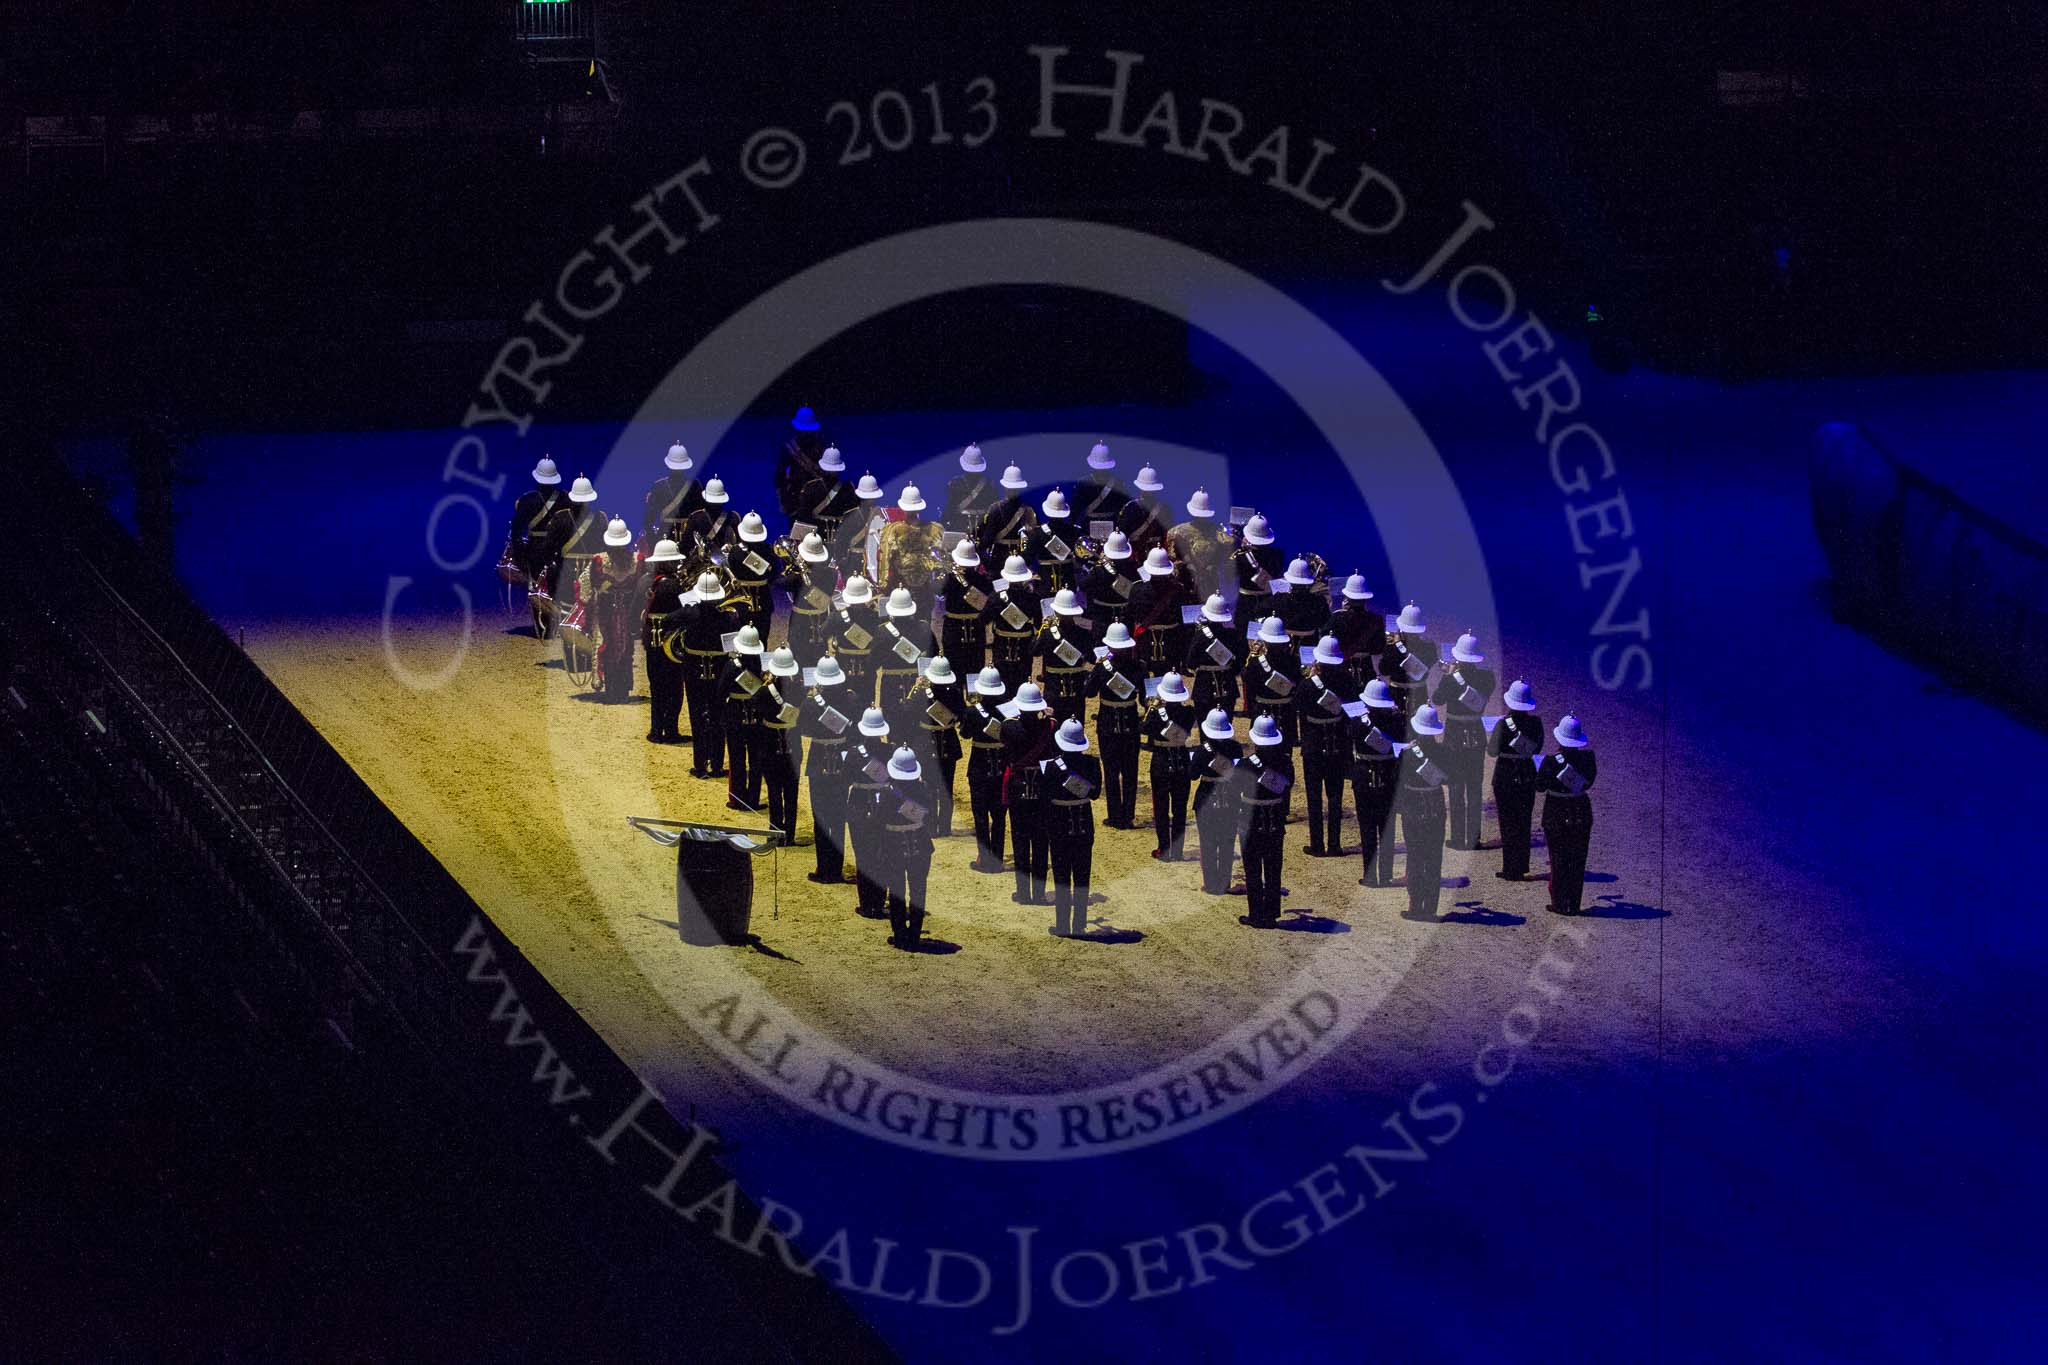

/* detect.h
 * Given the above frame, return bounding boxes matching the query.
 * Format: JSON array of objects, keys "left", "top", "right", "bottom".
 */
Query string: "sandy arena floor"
[{"left": 252, "top": 607, "right": 1670, "bottom": 1104}]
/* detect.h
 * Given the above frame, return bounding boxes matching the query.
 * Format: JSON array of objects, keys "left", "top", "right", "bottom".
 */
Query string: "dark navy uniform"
[
  {"left": 1397, "top": 736, "right": 1452, "bottom": 917},
  {"left": 663, "top": 592, "right": 746, "bottom": 778},
  {"left": 643, "top": 471, "right": 703, "bottom": 545},
  {"left": 1193, "top": 732, "right": 1244, "bottom": 895},
  {"left": 1231, "top": 542, "right": 1286, "bottom": 624},
  {"left": 506, "top": 484, "right": 571, "bottom": 612},
  {"left": 796, "top": 472, "right": 859, "bottom": 545},
  {"left": 1072, "top": 473, "right": 1131, "bottom": 530},
  {"left": 716, "top": 652, "right": 768, "bottom": 811},
  {"left": 977, "top": 493, "right": 1036, "bottom": 566},
  {"left": 1237, "top": 747, "right": 1294, "bottom": 925},
  {"left": 1035, "top": 613, "right": 1097, "bottom": 724},
  {"left": 939, "top": 565, "right": 994, "bottom": 674},
  {"left": 944, "top": 470, "right": 997, "bottom": 536},
  {"left": 877, "top": 771, "right": 936, "bottom": 948},
  {"left": 799, "top": 689, "right": 855, "bottom": 882},
  {"left": 781, "top": 559, "right": 839, "bottom": 665},
  {"left": 1081, "top": 559, "right": 1139, "bottom": 628},
  {"left": 1024, "top": 519, "right": 1082, "bottom": 595},
  {"left": 1350, "top": 705, "right": 1406, "bottom": 887},
  {"left": 963, "top": 693, "right": 1009, "bottom": 869},
  {"left": 1127, "top": 573, "right": 1190, "bottom": 678},
  {"left": 1537, "top": 748, "right": 1598, "bottom": 914},
  {"left": 1144, "top": 698, "right": 1197, "bottom": 859},
  {"left": 1379, "top": 633, "right": 1436, "bottom": 716},
  {"left": 828, "top": 599, "right": 882, "bottom": 706},
  {"left": 642, "top": 567, "right": 686, "bottom": 742},
  {"left": 844, "top": 737, "right": 894, "bottom": 918},
  {"left": 1432, "top": 662, "right": 1497, "bottom": 850},
  {"left": 758, "top": 673, "right": 803, "bottom": 837},
  {"left": 1116, "top": 494, "right": 1172, "bottom": 559},
  {"left": 1001, "top": 712, "right": 1057, "bottom": 904},
  {"left": 988, "top": 579, "right": 1042, "bottom": 697},
  {"left": 1243, "top": 639, "right": 1303, "bottom": 749},
  {"left": 726, "top": 539, "right": 777, "bottom": 636},
  {"left": 1274, "top": 584, "right": 1332, "bottom": 655},
  {"left": 1085, "top": 654, "right": 1145, "bottom": 828},
  {"left": 893, "top": 678, "right": 964, "bottom": 838},
  {"left": 1184, "top": 618, "right": 1246, "bottom": 719},
  {"left": 1045, "top": 750, "right": 1103, "bottom": 937},
  {"left": 1328, "top": 600, "right": 1387, "bottom": 663},
  {"left": 1490, "top": 710, "right": 1545, "bottom": 879},
  {"left": 1297, "top": 662, "right": 1361, "bottom": 856},
  {"left": 874, "top": 613, "right": 935, "bottom": 706}
]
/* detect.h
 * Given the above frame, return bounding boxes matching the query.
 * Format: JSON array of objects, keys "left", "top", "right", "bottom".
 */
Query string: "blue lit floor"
[{"left": 71, "top": 294, "right": 2048, "bottom": 1360}]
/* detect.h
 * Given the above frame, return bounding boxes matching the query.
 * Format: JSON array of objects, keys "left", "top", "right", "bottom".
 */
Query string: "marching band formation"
[{"left": 500, "top": 408, "right": 1600, "bottom": 950}]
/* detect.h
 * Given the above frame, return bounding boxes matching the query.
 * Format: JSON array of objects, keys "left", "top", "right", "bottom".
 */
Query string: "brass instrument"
[{"left": 1301, "top": 551, "right": 1331, "bottom": 592}]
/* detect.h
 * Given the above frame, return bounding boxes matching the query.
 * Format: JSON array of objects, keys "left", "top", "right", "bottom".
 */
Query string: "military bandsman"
[
  {"left": 716, "top": 624, "right": 769, "bottom": 812},
  {"left": 1026, "top": 488, "right": 1083, "bottom": 595},
  {"left": 1351, "top": 676, "right": 1406, "bottom": 888},
  {"left": 877, "top": 747, "right": 937, "bottom": 950},
  {"left": 978, "top": 463, "right": 1037, "bottom": 565},
  {"left": 845, "top": 708, "right": 896, "bottom": 919},
  {"left": 1237, "top": 713, "right": 1293, "bottom": 927},
  {"left": 1298, "top": 634, "right": 1361, "bottom": 858},
  {"left": 1490, "top": 678, "right": 1544, "bottom": 881},
  {"left": 642, "top": 537, "right": 688, "bottom": 744},
  {"left": 829, "top": 574, "right": 881, "bottom": 704},
  {"left": 874, "top": 586, "right": 934, "bottom": 703},
  {"left": 1232, "top": 514, "right": 1286, "bottom": 623},
  {"left": 939, "top": 538, "right": 994, "bottom": 675},
  {"left": 1327, "top": 573, "right": 1386, "bottom": 662},
  {"left": 1537, "top": 714, "right": 1597, "bottom": 915},
  {"left": 644, "top": 440, "right": 703, "bottom": 547},
  {"left": 943, "top": 442, "right": 996, "bottom": 536},
  {"left": 1085, "top": 622, "right": 1145, "bottom": 829},
  {"left": 1145, "top": 671, "right": 1198, "bottom": 861},
  {"left": 1045, "top": 718, "right": 1104, "bottom": 938},
  {"left": 1001, "top": 681, "right": 1057, "bottom": 906},
  {"left": 758, "top": 646, "right": 805, "bottom": 839},
  {"left": 988, "top": 555, "right": 1043, "bottom": 697},
  {"left": 1166, "top": 486, "right": 1232, "bottom": 600},
  {"left": 963, "top": 666, "right": 1012, "bottom": 872},
  {"left": 1397, "top": 703, "right": 1453, "bottom": 919},
  {"left": 1193, "top": 706, "right": 1244, "bottom": 896},
  {"left": 1036, "top": 587, "right": 1096, "bottom": 723},
  {"left": 799, "top": 656, "right": 856, "bottom": 885},
  {"left": 1115, "top": 465, "right": 1173, "bottom": 559},
  {"left": 1127, "top": 546, "right": 1190, "bottom": 678},
  {"left": 1433, "top": 630, "right": 1496, "bottom": 851},
  {"left": 1184, "top": 593, "right": 1245, "bottom": 719}
]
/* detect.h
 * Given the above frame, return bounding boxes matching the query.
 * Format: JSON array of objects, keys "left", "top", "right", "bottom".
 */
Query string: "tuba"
[{"left": 1302, "top": 551, "right": 1331, "bottom": 592}]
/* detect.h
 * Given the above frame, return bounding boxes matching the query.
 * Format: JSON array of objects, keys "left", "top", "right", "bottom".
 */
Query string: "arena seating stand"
[{"left": 1, "top": 451, "right": 891, "bottom": 1361}]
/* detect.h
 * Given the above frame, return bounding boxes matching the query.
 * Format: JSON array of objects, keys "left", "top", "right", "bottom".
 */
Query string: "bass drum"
[
  {"left": 675, "top": 837, "right": 754, "bottom": 945},
  {"left": 558, "top": 615, "right": 596, "bottom": 689}
]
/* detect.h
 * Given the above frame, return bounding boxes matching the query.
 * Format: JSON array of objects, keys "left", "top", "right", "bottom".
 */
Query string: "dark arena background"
[{"left": 6, "top": 3, "right": 2047, "bottom": 1361}]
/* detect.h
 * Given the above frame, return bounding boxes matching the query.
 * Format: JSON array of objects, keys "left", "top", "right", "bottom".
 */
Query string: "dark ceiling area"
[{"left": 5, "top": 1, "right": 2043, "bottom": 435}]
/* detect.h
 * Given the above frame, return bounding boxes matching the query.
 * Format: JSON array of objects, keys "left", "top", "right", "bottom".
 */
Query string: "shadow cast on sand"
[
  {"left": 1439, "top": 900, "right": 1527, "bottom": 927},
  {"left": 1579, "top": 895, "right": 1670, "bottom": 920},
  {"left": 639, "top": 913, "right": 806, "bottom": 962},
  {"left": 1273, "top": 911, "right": 1350, "bottom": 933},
  {"left": 900, "top": 937, "right": 963, "bottom": 954}
]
